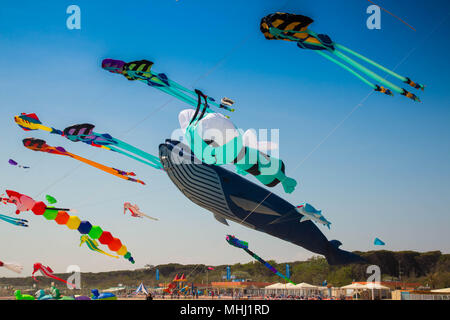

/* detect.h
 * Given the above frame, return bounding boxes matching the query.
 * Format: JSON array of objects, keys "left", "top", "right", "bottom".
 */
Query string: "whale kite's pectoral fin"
[
  {"left": 300, "top": 215, "right": 311, "bottom": 222},
  {"left": 214, "top": 214, "right": 229, "bottom": 226}
]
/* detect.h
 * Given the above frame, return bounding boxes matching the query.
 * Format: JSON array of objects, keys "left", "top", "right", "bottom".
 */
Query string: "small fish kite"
[
  {"left": 2, "top": 190, "right": 135, "bottom": 264},
  {"left": 0, "top": 213, "right": 28, "bottom": 227},
  {"left": 226, "top": 235, "right": 295, "bottom": 284},
  {"left": 0, "top": 260, "right": 23, "bottom": 274},
  {"left": 374, "top": 238, "right": 385, "bottom": 246},
  {"left": 102, "top": 59, "right": 235, "bottom": 115},
  {"left": 123, "top": 202, "right": 159, "bottom": 221},
  {"left": 32, "top": 263, "right": 76, "bottom": 288},
  {"left": 260, "top": 12, "right": 424, "bottom": 102},
  {"left": 80, "top": 235, "right": 119, "bottom": 259},
  {"left": 22, "top": 138, "right": 145, "bottom": 185},
  {"left": 8, "top": 159, "right": 29, "bottom": 169},
  {"left": 296, "top": 202, "right": 331, "bottom": 229},
  {"left": 15, "top": 113, "right": 163, "bottom": 171},
  {"left": 45, "top": 195, "right": 57, "bottom": 204}
]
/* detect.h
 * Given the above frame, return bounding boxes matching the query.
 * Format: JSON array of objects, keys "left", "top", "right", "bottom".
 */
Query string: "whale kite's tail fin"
[{"left": 325, "top": 240, "right": 366, "bottom": 265}]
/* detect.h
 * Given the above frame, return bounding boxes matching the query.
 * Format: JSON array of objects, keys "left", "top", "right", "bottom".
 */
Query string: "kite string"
[
  {"left": 239, "top": 12, "right": 449, "bottom": 224},
  {"left": 366, "top": 0, "right": 416, "bottom": 31}
]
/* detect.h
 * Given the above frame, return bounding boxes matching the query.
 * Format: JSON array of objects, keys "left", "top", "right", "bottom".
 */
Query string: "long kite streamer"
[
  {"left": 0, "top": 213, "right": 28, "bottom": 227},
  {"left": 15, "top": 113, "right": 163, "bottom": 171},
  {"left": 2, "top": 190, "right": 135, "bottom": 264},
  {"left": 102, "top": 59, "right": 236, "bottom": 114},
  {"left": 226, "top": 235, "right": 295, "bottom": 284},
  {"left": 22, "top": 137, "right": 145, "bottom": 185},
  {"left": 260, "top": 12, "right": 424, "bottom": 102},
  {"left": 32, "top": 263, "right": 75, "bottom": 288},
  {"left": 0, "top": 260, "right": 24, "bottom": 274},
  {"left": 80, "top": 235, "right": 119, "bottom": 259}
]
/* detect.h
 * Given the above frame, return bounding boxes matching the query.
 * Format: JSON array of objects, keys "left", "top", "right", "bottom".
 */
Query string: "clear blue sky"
[{"left": 1, "top": 0, "right": 449, "bottom": 278}]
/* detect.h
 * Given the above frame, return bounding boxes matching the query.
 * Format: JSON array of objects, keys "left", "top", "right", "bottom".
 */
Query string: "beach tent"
[
  {"left": 365, "top": 283, "right": 390, "bottom": 300},
  {"left": 341, "top": 283, "right": 367, "bottom": 290},
  {"left": 264, "top": 283, "right": 283, "bottom": 295},
  {"left": 431, "top": 288, "right": 450, "bottom": 293},
  {"left": 134, "top": 283, "right": 149, "bottom": 295},
  {"left": 293, "top": 282, "right": 318, "bottom": 297},
  {"left": 341, "top": 283, "right": 367, "bottom": 300}
]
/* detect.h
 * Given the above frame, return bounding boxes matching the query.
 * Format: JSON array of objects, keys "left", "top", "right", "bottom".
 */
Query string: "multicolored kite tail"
[
  {"left": 226, "top": 235, "right": 295, "bottom": 284},
  {"left": 80, "top": 235, "right": 119, "bottom": 259},
  {"left": 21, "top": 137, "right": 146, "bottom": 185},
  {"left": 102, "top": 59, "right": 236, "bottom": 115},
  {"left": 0, "top": 213, "right": 28, "bottom": 227},
  {"left": 2, "top": 190, "right": 135, "bottom": 264},
  {"left": 15, "top": 113, "right": 163, "bottom": 171},
  {"left": 260, "top": 12, "right": 424, "bottom": 102}
]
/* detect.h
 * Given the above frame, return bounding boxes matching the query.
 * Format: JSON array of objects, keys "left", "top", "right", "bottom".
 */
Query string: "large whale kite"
[{"left": 159, "top": 139, "right": 364, "bottom": 265}]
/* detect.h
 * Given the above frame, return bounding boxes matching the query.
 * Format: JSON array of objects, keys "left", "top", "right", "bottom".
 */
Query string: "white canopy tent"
[
  {"left": 292, "top": 282, "right": 319, "bottom": 297},
  {"left": 341, "top": 283, "right": 367, "bottom": 300},
  {"left": 431, "top": 288, "right": 450, "bottom": 293}
]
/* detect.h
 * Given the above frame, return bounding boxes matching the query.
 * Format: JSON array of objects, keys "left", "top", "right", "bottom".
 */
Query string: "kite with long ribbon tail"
[
  {"left": 123, "top": 202, "right": 159, "bottom": 221},
  {"left": 2, "top": 190, "right": 136, "bottom": 264},
  {"left": 22, "top": 138, "right": 145, "bottom": 185},
  {"left": 32, "top": 263, "right": 76, "bottom": 288},
  {"left": 0, "top": 260, "right": 24, "bottom": 274},
  {"left": 0, "top": 213, "right": 28, "bottom": 227},
  {"left": 102, "top": 59, "right": 236, "bottom": 115},
  {"left": 260, "top": 12, "right": 425, "bottom": 102},
  {"left": 80, "top": 235, "right": 119, "bottom": 259},
  {"left": 15, "top": 113, "right": 163, "bottom": 171},
  {"left": 226, "top": 235, "right": 295, "bottom": 284}
]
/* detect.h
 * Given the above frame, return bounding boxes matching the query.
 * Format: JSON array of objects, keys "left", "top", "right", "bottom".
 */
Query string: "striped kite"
[
  {"left": 15, "top": 113, "right": 163, "bottom": 171},
  {"left": 260, "top": 12, "right": 424, "bottom": 102},
  {"left": 22, "top": 138, "right": 145, "bottom": 185}
]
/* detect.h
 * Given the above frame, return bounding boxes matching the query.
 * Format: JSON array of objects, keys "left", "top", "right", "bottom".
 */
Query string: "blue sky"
[{"left": 0, "top": 0, "right": 449, "bottom": 278}]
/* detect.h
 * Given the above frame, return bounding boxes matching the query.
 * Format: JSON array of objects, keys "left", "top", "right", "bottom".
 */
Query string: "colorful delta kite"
[
  {"left": 179, "top": 109, "right": 297, "bottom": 194},
  {"left": 15, "top": 113, "right": 163, "bottom": 171},
  {"left": 226, "top": 235, "right": 295, "bottom": 284},
  {"left": 296, "top": 202, "right": 331, "bottom": 229},
  {"left": 260, "top": 12, "right": 425, "bottom": 102},
  {"left": 80, "top": 235, "right": 119, "bottom": 259},
  {"left": 0, "top": 260, "right": 23, "bottom": 274},
  {"left": 22, "top": 138, "right": 145, "bottom": 185},
  {"left": 32, "top": 263, "right": 76, "bottom": 288},
  {"left": 123, "top": 202, "right": 159, "bottom": 221},
  {"left": 102, "top": 59, "right": 235, "bottom": 114},
  {"left": 0, "top": 213, "right": 28, "bottom": 227},
  {"left": 1, "top": 190, "right": 135, "bottom": 264},
  {"left": 374, "top": 238, "right": 386, "bottom": 246},
  {"left": 8, "top": 159, "right": 29, "bottom": 169}
]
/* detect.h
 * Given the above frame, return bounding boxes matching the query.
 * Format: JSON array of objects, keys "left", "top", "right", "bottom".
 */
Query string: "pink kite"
[
  {"left": 123, "top": 202, "right": 158, "bottom": 221},
  {"left": 0, "top": 260, "right": 23, "bottom": 274}
]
